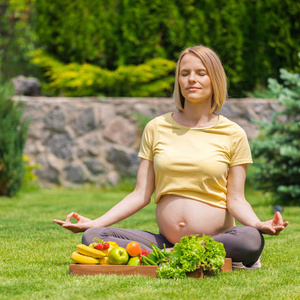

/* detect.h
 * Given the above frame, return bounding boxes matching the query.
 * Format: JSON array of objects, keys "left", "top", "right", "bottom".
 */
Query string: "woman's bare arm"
[
  {"left": 53, "top": 158, "right": 155, "bottom": 232},
  {"left": 227, "top": 165, "right": 288, "bottom": 235}
]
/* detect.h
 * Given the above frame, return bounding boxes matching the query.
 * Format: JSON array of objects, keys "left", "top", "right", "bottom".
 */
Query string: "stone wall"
[{"left": 18, "top": 96, "right": 280, "bottom": 187}]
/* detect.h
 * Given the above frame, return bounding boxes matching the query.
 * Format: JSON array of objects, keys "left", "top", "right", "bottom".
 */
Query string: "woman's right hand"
[
  {"left": 53, "top": 159, "right": 155, "bottom": 233},
  {"left": 53, "top": 212, "right": 94, "bottom": 233}
]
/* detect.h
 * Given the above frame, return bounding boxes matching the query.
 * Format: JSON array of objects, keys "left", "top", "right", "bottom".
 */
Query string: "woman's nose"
[{"left": 188, "top": 72, "right": 196, "bottom": 82}]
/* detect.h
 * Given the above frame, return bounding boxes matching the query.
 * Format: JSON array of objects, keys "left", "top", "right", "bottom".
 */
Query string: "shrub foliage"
[
  {"left": 251, "top": 54, "right": 300, "bottom": 205},
  {"left": 32, "top": 0, "right": 300, "bottom": 96},
  {"left": 30, "top": 50, "right": 176, "bottom": 97},
  {"left": 0, "top": 79, "right": 29, "bottom": 197},
  {"left": 2, "top": 0, "right": 300, "bottom": 96},
  {"left": 0, "top": 0, "right": 38, "bottom": 80}
]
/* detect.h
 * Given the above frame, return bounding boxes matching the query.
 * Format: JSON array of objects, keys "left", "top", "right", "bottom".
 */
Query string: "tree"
[
  {"left": 32, "top": 0, "right": 300, "bottom": 97},
  {"left": 251, "top": 54, "right": 300, "bottom": 205},
  {"left": 0, "top": 78, "right": 30, "bottom": 197}
]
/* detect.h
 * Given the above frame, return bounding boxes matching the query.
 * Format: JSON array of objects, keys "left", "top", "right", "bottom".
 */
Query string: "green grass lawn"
[{"left": 0, "top": 186, "right": 299, "bottom": 300}]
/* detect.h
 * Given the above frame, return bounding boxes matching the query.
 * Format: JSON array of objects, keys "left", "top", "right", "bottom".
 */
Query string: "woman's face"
[{"left": 178, "top": 52, "right": 213, "bottom": 105}]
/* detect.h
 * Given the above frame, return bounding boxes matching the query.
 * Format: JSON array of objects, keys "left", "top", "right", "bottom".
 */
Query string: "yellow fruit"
[
  {"left": 108, "top": 241, "right": 118, "bottom": 248},
  {"left": 99, "top": 257, "right": 110, "bottom": 265},
  {"left": 102, "top": 241, "right": 118, "bottom": 256},
  {"left": 77, "top": 244, "right": 106, "bottom": 258},
  {"left": 71, "top": 251, "right": 99, "bottom": 264}
]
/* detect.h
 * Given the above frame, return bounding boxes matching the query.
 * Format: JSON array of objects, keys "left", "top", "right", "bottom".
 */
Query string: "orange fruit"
[{"left": 126, "top": 241, "right": 142, "bottom": 257}]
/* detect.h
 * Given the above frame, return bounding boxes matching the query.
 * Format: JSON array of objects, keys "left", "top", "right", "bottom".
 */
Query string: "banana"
[
  {"left": 71, "top": 251, "right": 99, "bottom": 264},
  {"left": 99, "top": 257, "right": 110, "bottom": 265},
  {"left": 77, "top": 244, "right": 107, "bottom": 258}
]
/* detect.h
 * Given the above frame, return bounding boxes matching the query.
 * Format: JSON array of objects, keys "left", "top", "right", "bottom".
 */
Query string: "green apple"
[
  {"left": 108, "top": 247, "right": 129, "bottom": 265},
  {"left": 127, "top": 256, "right": 141, "bottom": 265}
]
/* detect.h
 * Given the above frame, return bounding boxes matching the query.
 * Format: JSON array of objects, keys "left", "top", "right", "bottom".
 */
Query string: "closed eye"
[{"left": 180, "top": 69, "right": 207, "bottom": 76}]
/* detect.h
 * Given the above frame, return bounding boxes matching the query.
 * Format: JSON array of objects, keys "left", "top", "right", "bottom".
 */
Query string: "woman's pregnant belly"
[{"left": 156, "top": 194, "right": 235, "bottom": 244}]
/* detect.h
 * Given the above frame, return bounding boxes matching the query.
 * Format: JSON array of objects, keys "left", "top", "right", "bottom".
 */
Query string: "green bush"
[
  {"left": 0, "top": 0, "right": 38, "bottom": 80},
  {"left": 0, "top": 79, "right": 30, "bottom": 197},
  {"left": 22, "top": 155, "right": 41, "bottom": 192},
  {"left": 30, "top": 50, "right": 176, "bottom": 97},
  {"left": 251, "top": 54, "right": 300, "bottom": 205},
  {"left": 32, "top": 0, "right": 300, "bottom": 96}
]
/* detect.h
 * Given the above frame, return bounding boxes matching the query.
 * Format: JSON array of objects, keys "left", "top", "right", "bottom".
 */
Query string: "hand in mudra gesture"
[
  {"left": 255, "top": 212, "right": 288, "bottom": 235},
  {"left": 53, "top": 212, "right": 93, "bottom": 233}
]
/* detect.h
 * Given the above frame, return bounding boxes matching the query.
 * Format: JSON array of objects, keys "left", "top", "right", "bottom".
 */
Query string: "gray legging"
[{"left": 82, "top": 226, "right": 264, "bottom": 267}]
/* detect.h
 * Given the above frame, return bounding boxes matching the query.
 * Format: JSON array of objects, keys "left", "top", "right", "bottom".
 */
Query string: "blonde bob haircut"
[{"left": 173, "top": 45, "right": 227, "bottom": 113}]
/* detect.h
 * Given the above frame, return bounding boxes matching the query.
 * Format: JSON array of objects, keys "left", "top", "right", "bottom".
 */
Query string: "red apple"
[{"left": 108, "top": 247, "right": 129, "bottom": 265}]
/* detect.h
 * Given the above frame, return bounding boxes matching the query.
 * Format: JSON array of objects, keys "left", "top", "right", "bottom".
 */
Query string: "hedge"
[
  {"left": 3, "top": 0, "right": 300, "bottom": 96},
  {"left": 30, "top": 49, "right": 176, "bottom": 97}
]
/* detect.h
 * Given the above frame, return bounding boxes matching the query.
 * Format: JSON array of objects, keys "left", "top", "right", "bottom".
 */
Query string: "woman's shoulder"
[
  {"left": 218, "top": 115, "right": 248, "bottom": 137},
  {"left": 145, "top": 112, "right": 174, "bottom": 128}
]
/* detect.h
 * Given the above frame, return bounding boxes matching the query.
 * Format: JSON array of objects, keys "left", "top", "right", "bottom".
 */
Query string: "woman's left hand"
[{"left": 255, "top": 211, "right": 289, "bottom": 235}]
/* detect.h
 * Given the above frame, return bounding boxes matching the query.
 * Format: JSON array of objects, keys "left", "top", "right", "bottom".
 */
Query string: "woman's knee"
[
  {"left": 241, "top": 226, "right": 265, "bottom": 254},
  {"left": 214, "top": 226, "right": 265, "bottom": 266},
  {"left": 234, "top": 226, "right": 265, "bottom": 266}
]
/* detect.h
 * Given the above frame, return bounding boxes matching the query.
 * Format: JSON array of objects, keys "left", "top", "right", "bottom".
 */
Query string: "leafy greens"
[{"left": 156, "top": 234, "right": 226, "bottom": 279}]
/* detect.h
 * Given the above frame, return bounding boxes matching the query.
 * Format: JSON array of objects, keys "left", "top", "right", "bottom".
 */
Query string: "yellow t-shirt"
[{"left": 138, "top": 112, "right": 253, "bottom": 209}]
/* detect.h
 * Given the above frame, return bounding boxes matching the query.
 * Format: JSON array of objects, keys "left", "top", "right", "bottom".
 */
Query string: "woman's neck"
[
  {"left": 174, "top": 109, "right": 218, "bottom": 128},
  {"left": 174, "top": 101, "right": 218, "bottom": 128}
]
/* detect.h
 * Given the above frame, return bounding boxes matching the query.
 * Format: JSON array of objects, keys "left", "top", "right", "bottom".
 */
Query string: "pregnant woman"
[{"left": 53, "top": 45, "right": 288, "bottom": 268}]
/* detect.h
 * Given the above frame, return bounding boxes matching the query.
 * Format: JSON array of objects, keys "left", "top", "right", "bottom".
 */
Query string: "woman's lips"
[{"left": 187, "top": 86, "right": 201, "bottom": 90}]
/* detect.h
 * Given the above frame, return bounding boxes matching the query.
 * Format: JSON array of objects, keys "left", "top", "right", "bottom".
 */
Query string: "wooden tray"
[{"left": 69, "top": 257, "right": 232, "bottom": 278}]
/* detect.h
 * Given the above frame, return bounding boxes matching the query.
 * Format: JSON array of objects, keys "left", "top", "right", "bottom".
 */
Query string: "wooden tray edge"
[
  {"left": 69, "top": 257, "right": 232, "bottom": 278},
  {"left": 69, "top": 264, "right": 158, "bottom": 277}
]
